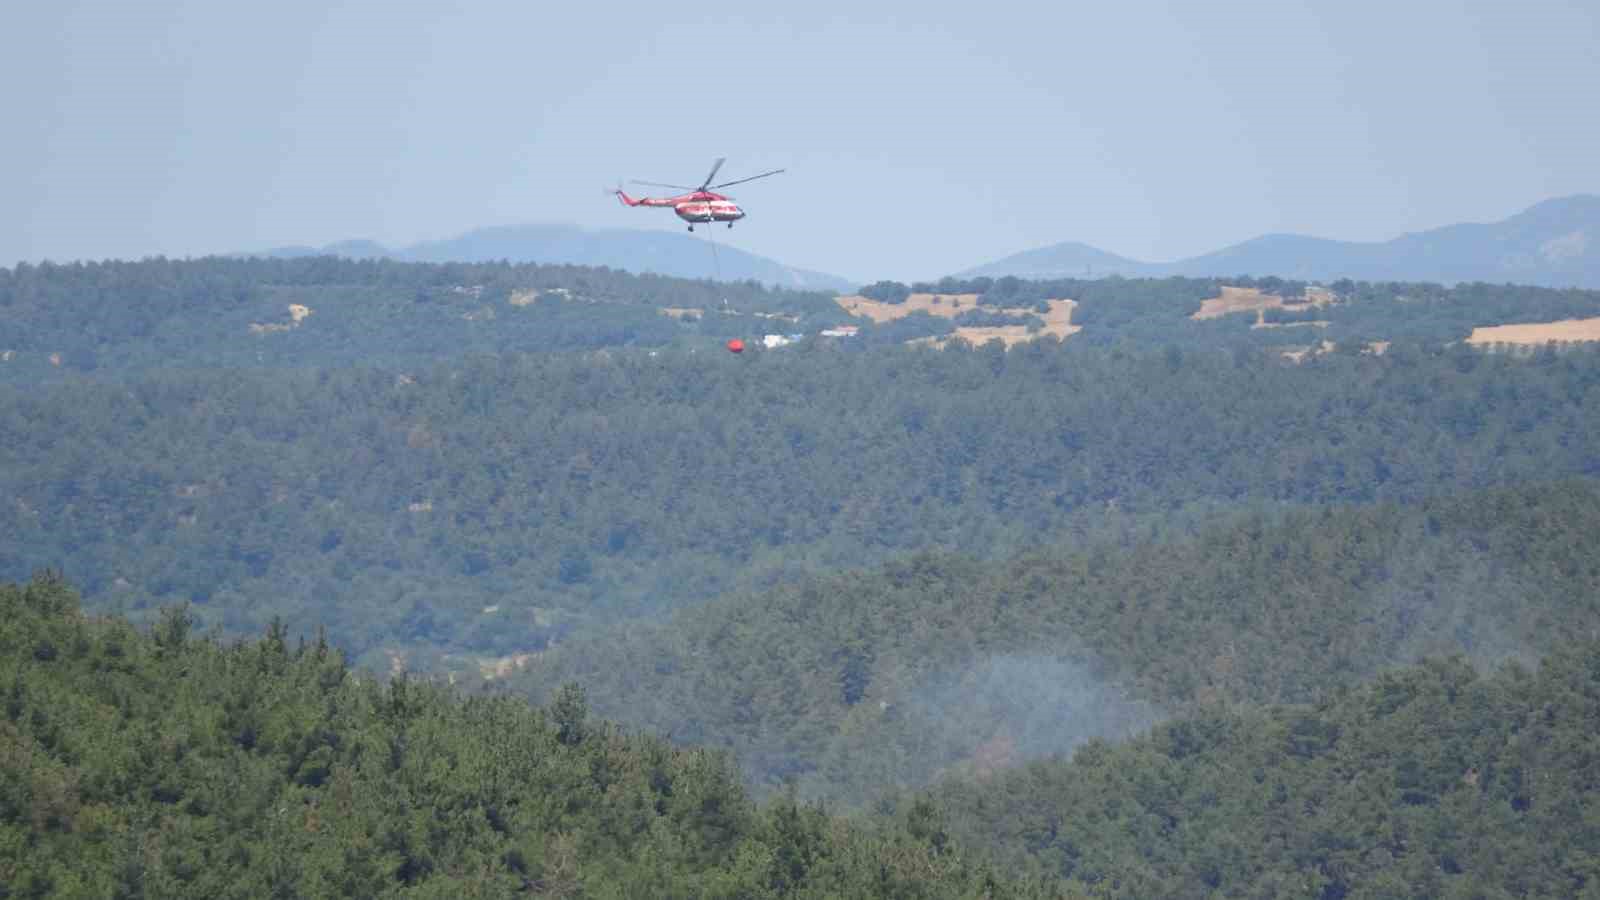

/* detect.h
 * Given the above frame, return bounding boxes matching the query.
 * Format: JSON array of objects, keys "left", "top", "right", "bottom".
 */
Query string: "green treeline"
[
  {"left": 881, "top": 274, "right": 1600, "bottom": 347},
  {"left": 6, "top": 342, "right": 1600, "bottom": 666},
  {"left": 504, "top": 478, "right": 1600, "bottom": 801},
  {"left": 928, "top": 642, "right": 1600, "bottom": 897},
  {"left": 0, "top": 573, "right": 1066, "bottom": 898},
  {"left": 11, "top": 260, "right": 1600, "bottom": 383},
  {"left": 0, "top": 256, "right": 842, "bottom": 379}
]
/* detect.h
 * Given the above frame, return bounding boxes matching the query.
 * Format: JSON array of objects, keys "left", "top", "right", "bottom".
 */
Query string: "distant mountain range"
[
  {"left": 248, "top": 224, "right": 856, "bottom": 293},
  {"left": 958, "top": 195, "right": 1600, "bottom": 288},
  {"left": 246, "top": 196, "right": 1600, "bottom": 293}
]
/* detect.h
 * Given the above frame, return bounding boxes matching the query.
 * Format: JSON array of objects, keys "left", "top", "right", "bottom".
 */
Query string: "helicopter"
[{"left": 614, "top": 158, "right": 784, "bottom": 231}]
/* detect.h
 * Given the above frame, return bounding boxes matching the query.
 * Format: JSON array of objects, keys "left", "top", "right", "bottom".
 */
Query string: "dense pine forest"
[
  {"left": 1, "top": 574, "right": 1062, "bottom": 897},
  {"left": 506, "top": 478, "right": 1600, "bottom": 802},
  {"left": 7, "top": 256, "right": 1600, "bottom": 896},
  {"left": 6, "top": 335, "right": 1600, "bottom": 666},
  {"left": 928, "top": 640, "right": 1600, "bottom": 897}
]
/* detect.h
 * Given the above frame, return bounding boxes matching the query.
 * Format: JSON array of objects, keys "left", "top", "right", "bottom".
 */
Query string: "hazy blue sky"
[{"left": 5, "top": 0, "right": 1597, "bottom": 281}]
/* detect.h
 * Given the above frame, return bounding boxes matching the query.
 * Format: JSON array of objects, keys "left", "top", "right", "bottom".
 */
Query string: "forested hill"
[
  {"left": 871, "top": 272, "right": 1600, "bottom": 350},
  {"left": 504, "top": 478, "right": 1600, "bottom": 801},
  {"left": 6, "top": 343, "right": 1600, "bottom": 670},
  {"left": 0, "top": 256, "right": 845, "bottom": 381},
  {"left": 8, "top": 572, "right": 1598, "bottom": 897},
  {"left": 15, "top": 258, "right": 1600, "bottom": 386},
  {"left": 929, "top": 640, "right": 1600, "bottom": 897},
  {"left": 0, "top": 573, "right": 1063, "bottom": 898}
]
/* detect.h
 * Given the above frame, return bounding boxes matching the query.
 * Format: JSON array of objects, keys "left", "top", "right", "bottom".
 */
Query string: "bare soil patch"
[
  {"left": 250, "top": 303, "right": 314, "bottom": 335},
  {"left": 477, "top": 652, "right": 540, "bottom": 681},
  {"left": 1280, "top": 339, "right": 1337, "bottom": 363}
]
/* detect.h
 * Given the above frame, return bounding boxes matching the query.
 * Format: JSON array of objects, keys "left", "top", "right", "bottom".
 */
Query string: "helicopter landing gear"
[
  {"left": 687, "top": 225, "right": 694, "bottom": 232},
  {"left": 727, "top": 222, "right": 734, "bottom": 229}
]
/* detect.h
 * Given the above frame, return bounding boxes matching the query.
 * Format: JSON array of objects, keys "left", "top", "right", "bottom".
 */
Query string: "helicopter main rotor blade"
[
  {"left": 698, "top": 157, "right": 726, "bottom": 190},
  {"left": 631, "top": 180, "right": 698, "bottom": 190},
  {"left": 711, "top": 168, "right": 786, "bottom": 189}
]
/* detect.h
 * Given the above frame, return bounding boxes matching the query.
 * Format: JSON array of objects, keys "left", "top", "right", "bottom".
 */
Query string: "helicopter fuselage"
[
  {"left": 670, "top": 191, "right": 745, "bottom": 225},
  {"left": 618, "top": 189, "right": 745, "bottom": 224},
  {"left": 616, "top": 159, "right": 780, "bottom": 230}
]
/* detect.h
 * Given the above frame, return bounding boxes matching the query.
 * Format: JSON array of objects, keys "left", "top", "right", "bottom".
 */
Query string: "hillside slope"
[
  {"left": 0, "top": 573, "right": 1063, "bottom": 898},
  {"left": 505, "top": 479, "right": 1600, "bottom": 801},
  {"left": 932, "top": 642, "right": 1600, "bottom": 897},
  {"left": 9, "top": 343, "right": 1600, "bottom": 669}
]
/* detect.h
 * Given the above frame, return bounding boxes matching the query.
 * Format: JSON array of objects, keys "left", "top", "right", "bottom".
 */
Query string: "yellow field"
[{"left": 1467, "top": 317, "right": 1600, "bottom": 346}]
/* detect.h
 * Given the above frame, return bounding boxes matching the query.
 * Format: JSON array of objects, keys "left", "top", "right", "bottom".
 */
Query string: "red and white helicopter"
[{"left": 615, "top": 158, "right": 784, "bottom": 231}]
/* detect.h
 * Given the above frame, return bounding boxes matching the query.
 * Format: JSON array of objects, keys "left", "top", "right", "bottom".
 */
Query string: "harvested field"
[
  {"left": 838, "top": 293, "right": 985, "bottom": 322},
  {"left": 1466, "top": 316, "right": 1600, "bottom": 346},
  {"left": 1193, "top": 286, "right": 1336, "bottom": 326},
  {"left": 838, "top": 292, "right": 1079, "bottom": 348}
]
